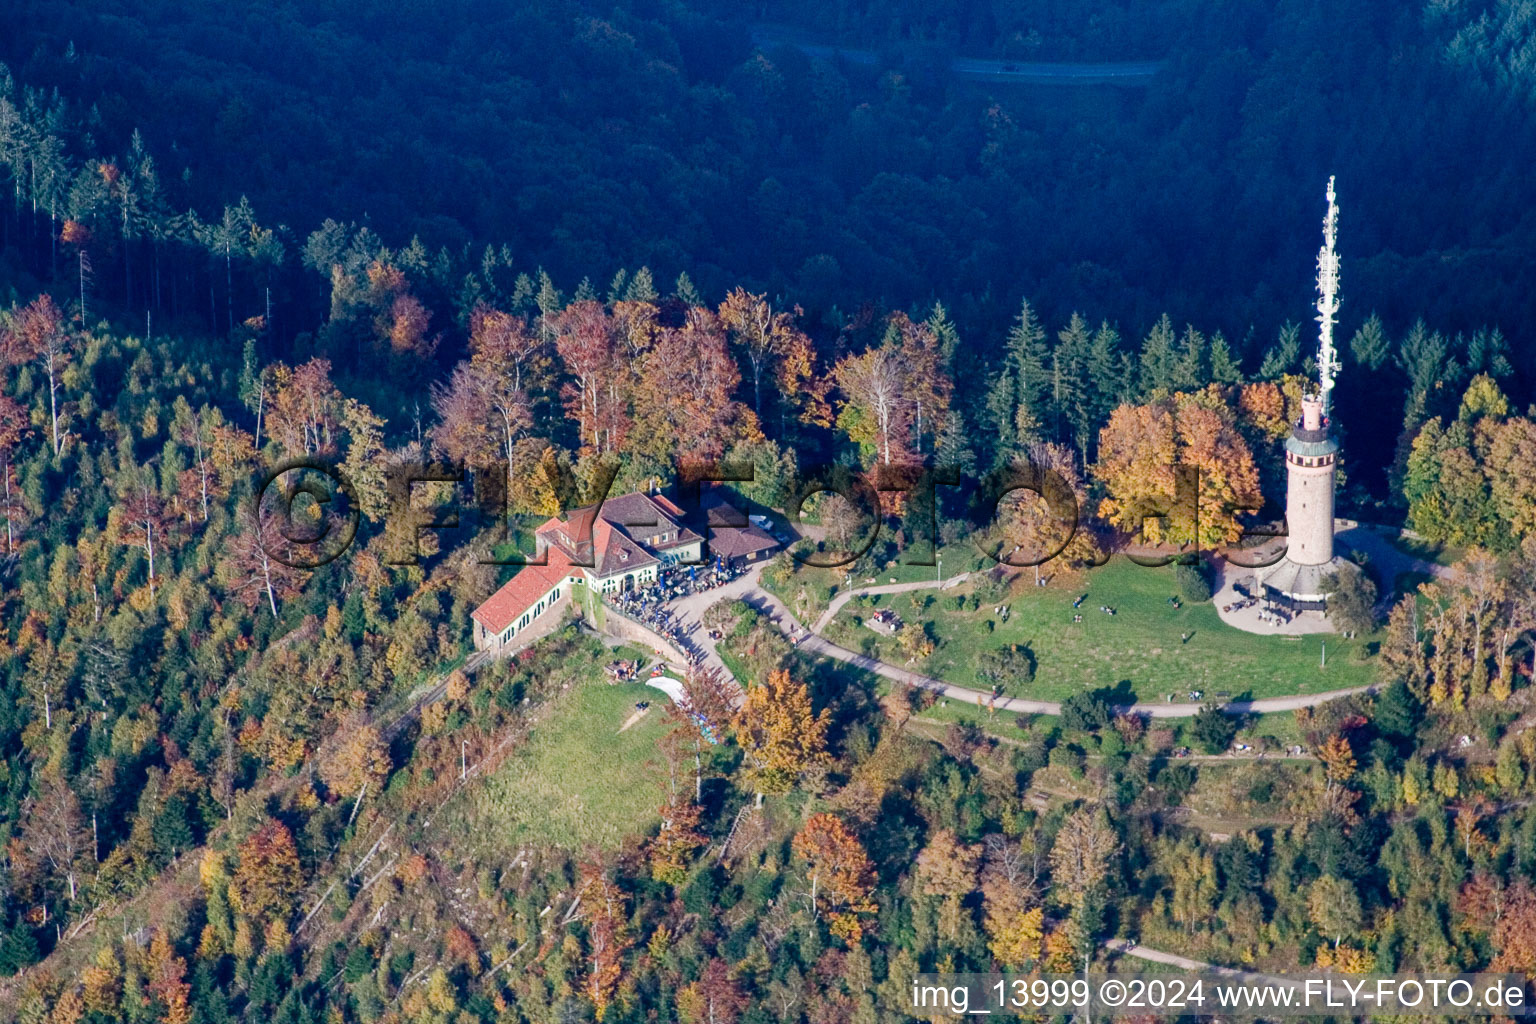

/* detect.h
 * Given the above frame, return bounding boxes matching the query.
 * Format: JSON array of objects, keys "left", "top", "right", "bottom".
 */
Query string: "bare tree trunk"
[
  {"left": 3, "top": 463, "right": 12, "bottom": 553},
  {"left": 262, "top": 551, "right": 278, "bottom": 617},
  {"left": 46, "top": 355, "right": 62, "bottom": 456},
  {"left": 256, "top": 383, "right": 265, "bottom": 449},
  {"left": 144, "top": 519, "right": 156, "bottom": 599}
]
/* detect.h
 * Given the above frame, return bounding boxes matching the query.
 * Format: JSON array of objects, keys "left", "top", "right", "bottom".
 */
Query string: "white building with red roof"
[{"left": 470, "top": 490, "right": 705, "bottom": 652}]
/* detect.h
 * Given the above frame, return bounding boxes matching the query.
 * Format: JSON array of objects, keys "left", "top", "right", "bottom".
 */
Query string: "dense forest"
[
  {"left": 0, "top": 1, "right": 1535, "bottom": 1023},
  {"left": 1, "top": 0, "right": 1535, "bottom": 352}
]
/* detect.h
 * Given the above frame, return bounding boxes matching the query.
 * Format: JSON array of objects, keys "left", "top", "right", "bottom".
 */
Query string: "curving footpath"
[
  {"left": 812, "top": 572, "right": 971, "bottom": 633},
  {"left": 671, "top": 569, "right": 1377, "bottom": 719}
]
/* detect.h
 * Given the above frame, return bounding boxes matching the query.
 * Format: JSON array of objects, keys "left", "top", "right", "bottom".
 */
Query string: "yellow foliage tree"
[
  {"left": 318, "top": 721, "right": 391, "bottom": 798},
  {"left": 987, "top": 905, "right": 1045, "bottom": 968},
  {"left": 915, "top": 829, "right": 981, "bottom": 943},
  {"left": 734, "top": 669, "right": 830, "bottom": 800},
  {"left": 230, "top": 818, "right": 304, "bottom": 924},
  {"left": 648, "top": 799, "right": 706, "bottom": 886},
  {"left": 1316, "top": 944, "right": 1375, "bottom": 973},
  {"left": 1096, "top": 392, "right": 1260, "bottom": 547}
]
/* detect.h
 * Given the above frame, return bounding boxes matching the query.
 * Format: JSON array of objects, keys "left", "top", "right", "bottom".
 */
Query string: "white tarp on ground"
[{"left": 646, "top": 676, "right": 685, "bottom": 702}]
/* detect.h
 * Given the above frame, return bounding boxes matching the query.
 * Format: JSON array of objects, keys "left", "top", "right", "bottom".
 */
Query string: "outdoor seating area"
[
  {"left": 607, "top": 559, "right": 752, "bottom": 667},
  {"left": 604, "top": 659, "right": 643, "bottom": 682},
  {"left": 866, "top": 608, "right": 904, "bottom": 635}
]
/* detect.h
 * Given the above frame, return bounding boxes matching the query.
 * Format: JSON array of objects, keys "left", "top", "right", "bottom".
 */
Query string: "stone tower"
[
  {"left": 1283, "top": 395, "right": 1338, "bottom": 565},
  {"left": 1254, "top": 178, "right": 1351, "bottom": 613}
]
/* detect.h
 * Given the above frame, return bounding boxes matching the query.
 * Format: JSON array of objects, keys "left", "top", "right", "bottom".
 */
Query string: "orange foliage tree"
[
  {"left": 230, "top": 818, "right": 304, "bottom": 924},
  {"left": 580, "top": 862, "right": 633, "bottom": 1019},
  {"left": 792, "top": 812, "right": 877, "bottom": 941}
]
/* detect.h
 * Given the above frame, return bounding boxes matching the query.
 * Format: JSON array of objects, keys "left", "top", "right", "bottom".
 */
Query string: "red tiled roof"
[
  {"left": 475, "top": 490, "right": 707, "bottom": 632},
  {"left": 471, "top": 546, "right": 574, "bottom": 634},
  {"left": 592, "top": 518, "right": 659, "bottom": 577},
  {"left": 651, "top": 493, "right": 686, "bottom": 518}
]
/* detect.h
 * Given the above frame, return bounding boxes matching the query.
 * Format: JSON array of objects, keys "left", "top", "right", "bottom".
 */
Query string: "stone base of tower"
[{"left": 1253, "top": 555, "right": 1353, "bottom": 612}]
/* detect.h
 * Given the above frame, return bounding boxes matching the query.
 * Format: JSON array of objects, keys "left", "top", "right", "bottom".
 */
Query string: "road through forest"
[{"left": 751, "top": 26, "right": 1165, "bottom": 84}]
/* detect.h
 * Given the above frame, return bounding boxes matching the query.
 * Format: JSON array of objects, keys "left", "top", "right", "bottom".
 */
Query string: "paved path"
[
  {"left": 812, "top": 572, "right": 971, "bottom": 632},
  {"left": 722, "top": 577, "right": 1375, "bottom": 719},
  {"left": 1104, "top": 938, "right": 1225, "bottom": 974},
  {"left": 1102, "top": 939, "right": 1301, "bottom": 985},
  {"left": 1212, "top": 521, "right": 1456, "bottom": 635},
  {"left": 655, "top": 525, "right": 1428, "bottom": 720},
  {"left": 665, "top": 564, "right": 772, "bottom": 682}
]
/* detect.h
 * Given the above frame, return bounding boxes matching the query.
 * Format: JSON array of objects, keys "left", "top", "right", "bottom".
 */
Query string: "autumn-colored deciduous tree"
[
  {"left": 1096, "top": 391, "right": 1261, "bottom": 547},
  {"left": 792, "top": 813, "right": 877, "bottom": 941},
  {"left": 678, "top": 958, "right": 747, "bottom": 1024},
  {"left": 50, "top": 986, "right": 87, "bottom": 1024},
  {"left": 979, "top": 832, "right": 1043, "bottom": 961},
  {"left": 649, "top": 798, "right": 706, "bottom": 886},
  {"left": 734, "top": 669, "right": 830, "bottom": 801},
  {"left": 318, "top": 720, "right": 391, "bottom": 799},
  {"left": 0, "top": 391, "right": 28, "bottom": 553},
  {"left": 145, "top": 929, "right": 192, "bottom": 1024},
  {"left": 1490, "top": 882, "right": 1536, "bottom": 977},
  {"left": 552, "top": 300, "right": 627, "bottom": 455},
  {"left": 1049, "top": 806, "right": 1119, "bottom": 957},
  {"left": 230, "top": 818, "right": 304, "bottom": 923},
  {"left": 1319, "top": 734, "right": 1357, "bottom": 784},
  {"left": 580, "top": 862, "right": 632, "bottom": 1019},
  {"left": 443, "top": 924, "right": 479, "bottom": 968},
  {"left": 1315, "top": 943, "right": 1374, "bottom": 973},
  {"left": 1307, "top": 874, "right": 1362, "bottom": 948},
  {"left": 914, "top": 829, "right": 981, "bottom": 942},
  {"left": 834, "top": 315, "right": 954, "bottom": 469},
  {"left": 835, "top": 339, "right": 909, "bottom": 466},
  {"left": 115, "top": 468, "right": 171, "bottom": 601},
  {"left": 431, "top": 305, "right": 542, "bottom": 495},
  {"left": 986, "top": 442, "right": 1102, "bottom": 570},
  {"left": 1, "top": 294, "right": 73, "bottom": 456},
  {"left": 220, "top": 505, "right": 305, "bottom": 617},
  {"left": 81, "top": 946, "right": 123, "bottom": 1014},
  {"left": 12, "top": 775, "right": 90, "bottom": 904},
  {"left": 986, "top": 901, "right": 1044, "bottom": 969},
  {"left": 266, "top": 358, "right": 343, "bottom": 456},
  {"left": 633, "top": 307, "right": 758, "bottom": 460},
  {"left": 719, "top": 288, "right": 826, "bottom": 431}
]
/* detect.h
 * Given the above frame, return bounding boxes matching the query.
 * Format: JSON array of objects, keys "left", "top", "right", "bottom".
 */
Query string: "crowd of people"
[{"left": 605, "top": 560, "right": 750, "bottom": 667}]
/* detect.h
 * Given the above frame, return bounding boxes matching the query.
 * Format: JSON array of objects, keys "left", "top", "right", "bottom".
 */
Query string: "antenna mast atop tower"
[{"left": 1315, "top": 176, "right": 1341, "bottom": 415}]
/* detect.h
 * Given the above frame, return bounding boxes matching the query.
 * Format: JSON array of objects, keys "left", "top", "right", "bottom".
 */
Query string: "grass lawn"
[
  {"left": 765, "top": 541, "right": 991, "bottom": 622},
  {"left": 826, "top": 558, "right": 1377, "bottom": 703},
  {"left": 469, "top": 680, "right": 670, "bottom": 850}
]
